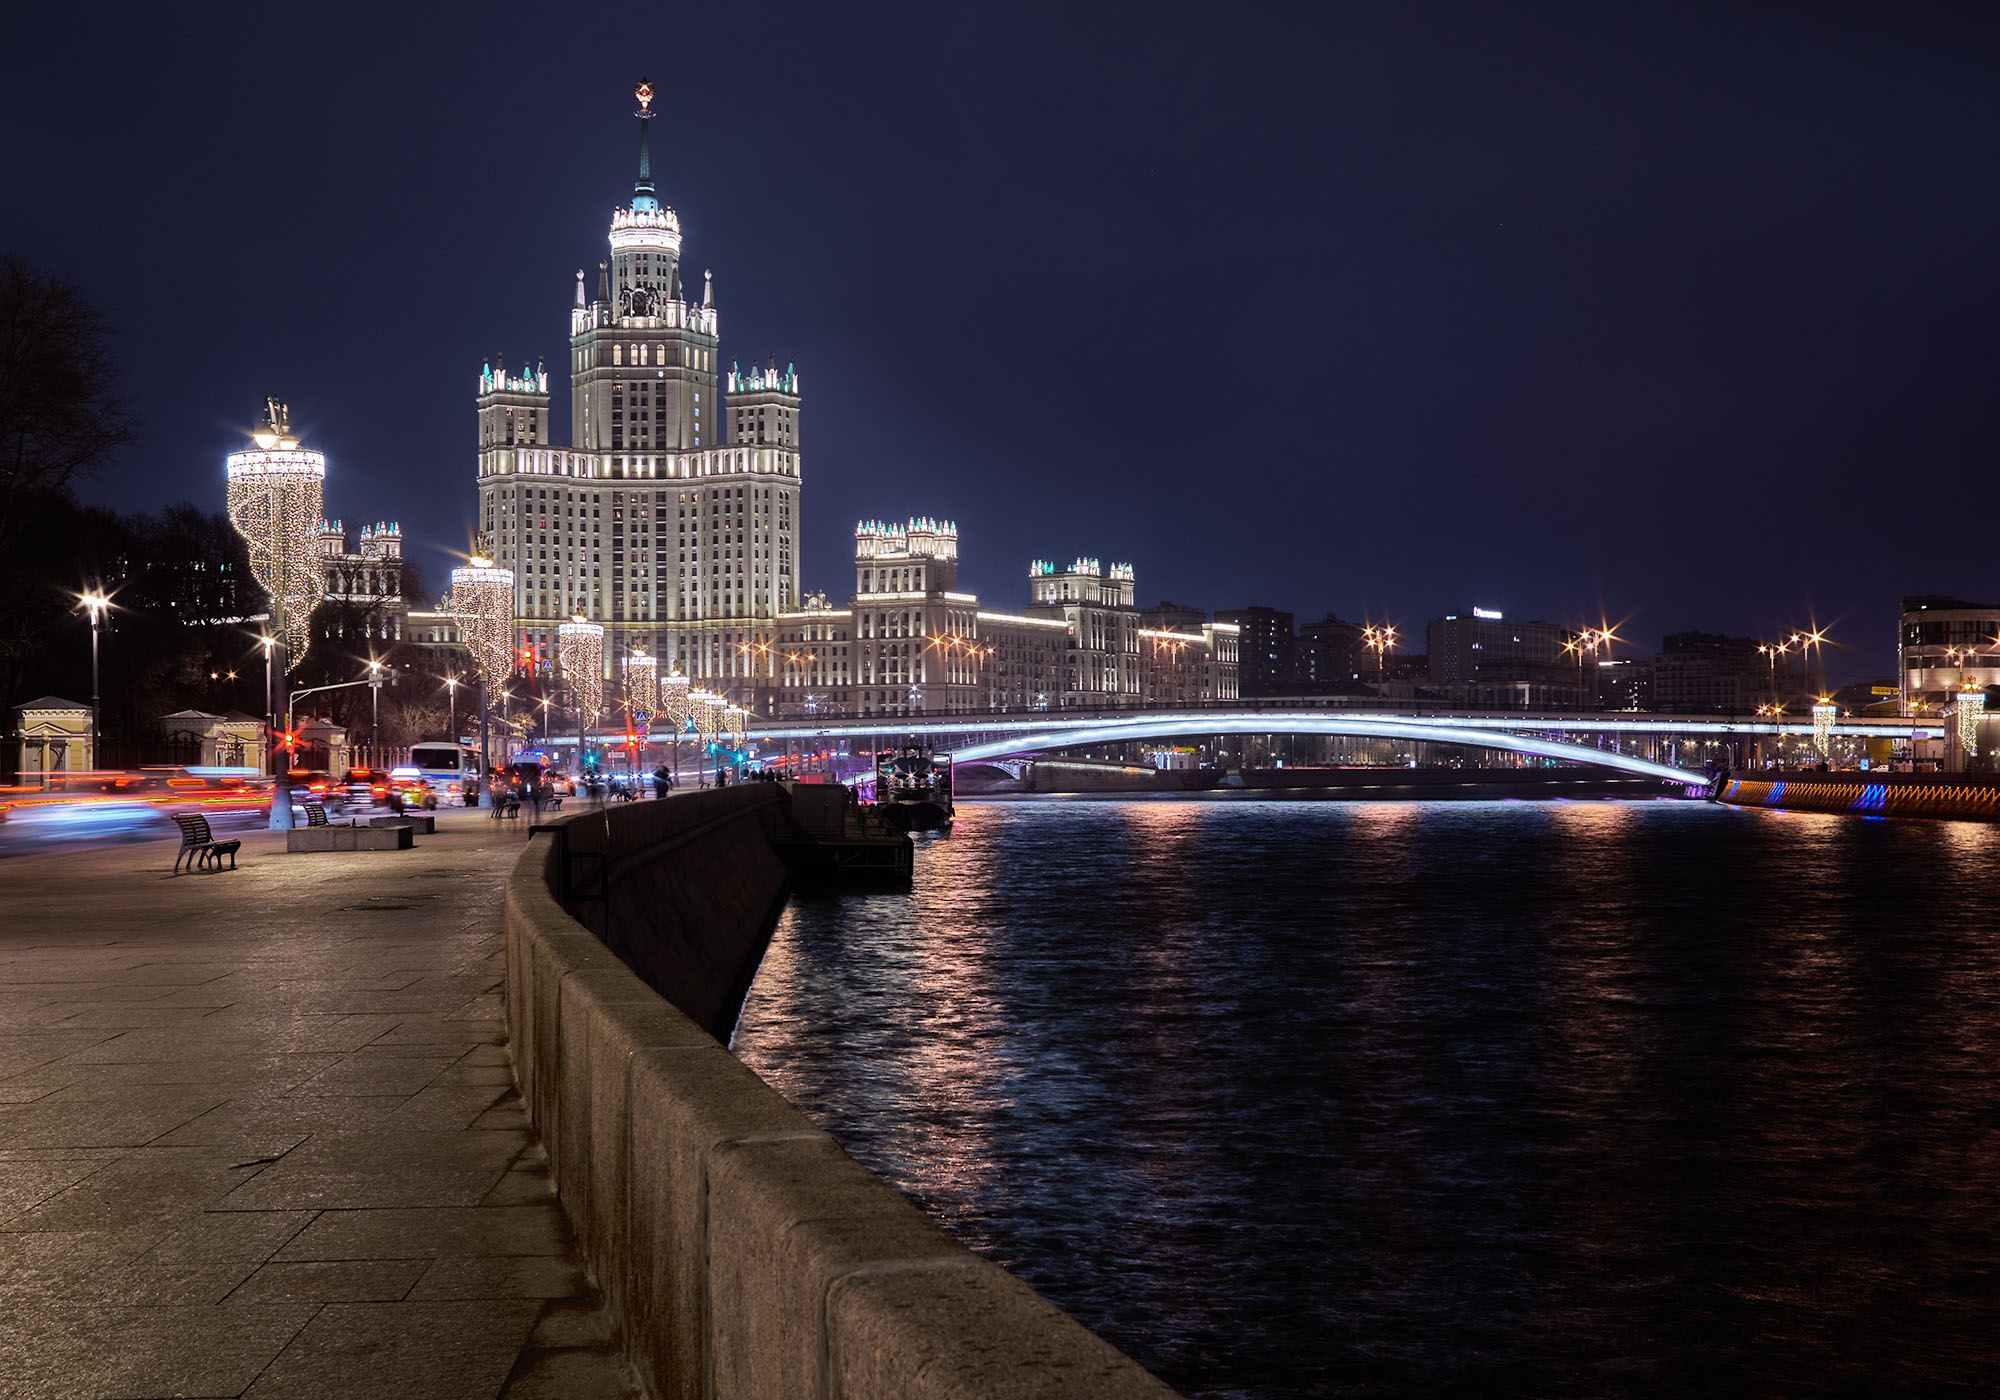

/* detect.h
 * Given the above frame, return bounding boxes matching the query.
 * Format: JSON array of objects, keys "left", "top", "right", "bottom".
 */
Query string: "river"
[{"left": 730, "top": 796, "right": 2000, "bottom": 1397}]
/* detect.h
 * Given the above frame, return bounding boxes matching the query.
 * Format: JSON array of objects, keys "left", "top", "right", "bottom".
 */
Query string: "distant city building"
[
  {"left": 1143, "top": 600, "right": 1209, "bottom": 633},
  {"left": 1593, "top": 656, "right": 1653, "bottom": 712},
  {"left": 1215, "top": 606, "right": 1296, "bottom": 696},
  {"left": 316, "top": 520, "right": 407, "bottom": 643},
  {"left": 851, "top": 518, "right": 978, "bottom": 714},
  {"left": 1426, "top": 608, "right": 1566, "bottom": 686},
  {"left": 1900, "top": 596, "right": 2000, "bottom": 712},
  {"left": 1027, "top": 558, "right": 1143, "bottom": 706},
  {"left": 1650, "top": 630, "right": 1760, "bottom": 713},
  {"left": 770, "top": 528, "right": 1236, "bottom": 717},
  {"left": 1298, "top": 614, "right": 1363, "bottom": 690}
]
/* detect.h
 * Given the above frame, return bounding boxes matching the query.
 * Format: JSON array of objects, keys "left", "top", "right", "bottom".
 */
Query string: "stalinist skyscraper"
[{"left": 475, "top": 81, "right": 802, "bottom": 703}]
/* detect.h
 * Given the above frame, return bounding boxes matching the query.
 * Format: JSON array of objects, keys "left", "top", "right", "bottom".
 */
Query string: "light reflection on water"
[{"left": 731, "top": 798, "right": 2000, "bottom": 1397}]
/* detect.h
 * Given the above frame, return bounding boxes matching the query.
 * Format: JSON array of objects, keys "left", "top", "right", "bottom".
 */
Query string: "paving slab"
[{"left": 0, "top": 809, "right": 633, "bottom": 1399}]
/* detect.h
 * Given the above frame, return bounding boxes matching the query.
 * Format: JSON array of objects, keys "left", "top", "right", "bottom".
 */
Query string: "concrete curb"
[{"left": 505, "top": 789, "right": 1178, "bottom": 1399}]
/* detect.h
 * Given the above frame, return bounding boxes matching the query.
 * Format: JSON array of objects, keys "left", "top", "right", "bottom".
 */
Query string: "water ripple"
[{"left": 733, "top": 798, "right": 2000, "bottom": 1397}]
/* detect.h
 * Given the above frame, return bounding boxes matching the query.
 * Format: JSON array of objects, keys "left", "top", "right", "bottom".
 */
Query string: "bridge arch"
[{"left": 949, "top": 715, "right": 1706, "bottom": 786}]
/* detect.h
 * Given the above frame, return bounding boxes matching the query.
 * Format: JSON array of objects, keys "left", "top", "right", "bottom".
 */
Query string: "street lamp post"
[
  {"left": 259, "top": 634, "right": 277, "bottom": 772},
  {"left": 478, "top": 675, "right": 490, "bottom": 807},
  {"left": 79, "top": 591, "right": 108, "bottom": 772},
  {"left": 368, "top": 659, "right": 385, "bottom": 765},
  {"left": 444, "top": 675, "right": 459, "bottom": 744}
]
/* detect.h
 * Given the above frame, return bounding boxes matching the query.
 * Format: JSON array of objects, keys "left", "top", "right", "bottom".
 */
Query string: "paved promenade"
[{"left": 0, "top": 807, "right": 634, "bottom": 1399}]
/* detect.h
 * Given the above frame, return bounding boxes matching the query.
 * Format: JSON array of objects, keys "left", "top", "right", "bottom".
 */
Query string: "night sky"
[{"left": 8, "top": 3, "right": 1998, "bottom": 680}]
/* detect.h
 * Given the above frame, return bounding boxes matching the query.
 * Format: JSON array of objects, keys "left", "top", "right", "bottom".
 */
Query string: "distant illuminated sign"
[
  {"left": 1472, "top": 607, "right": 1503, "bottom": 620},
  {"left": 1871, "top": 685, "right": 1898, "bottom": 696}
]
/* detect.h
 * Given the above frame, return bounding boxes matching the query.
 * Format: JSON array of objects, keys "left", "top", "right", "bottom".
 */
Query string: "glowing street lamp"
[
  {"left": 1758, "top": 639, "right": 1793, "bottom": 706},
  {"left": 1360, "top": 623, "right": 1398, "bottom": 695},
  {"left": 444, "top": 674, "right": 460, "bottom": 742},
  {"left": 366, "top": 658, "right": 387, "bottom": 758},
  {"left": 77, "top": 590, "right": 109, "bottom": 770}
]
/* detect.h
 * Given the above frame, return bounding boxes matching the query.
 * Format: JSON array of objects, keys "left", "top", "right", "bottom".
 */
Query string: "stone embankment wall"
[
  {"left": 1715, "top": 771, "right": 2000, "bottom": 821},
  {"left": 505, "top": 786, "right": 1175, "bottom": 1400}
]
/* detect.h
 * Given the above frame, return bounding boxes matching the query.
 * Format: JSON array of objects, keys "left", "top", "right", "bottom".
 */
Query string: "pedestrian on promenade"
[{"left": 652, "top": 763, "right": 670, "bottom": 799}]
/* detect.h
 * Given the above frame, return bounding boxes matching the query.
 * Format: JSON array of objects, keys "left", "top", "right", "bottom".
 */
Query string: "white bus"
[{"left": 404, "top": 742, "right": 482, "bottom": 806}]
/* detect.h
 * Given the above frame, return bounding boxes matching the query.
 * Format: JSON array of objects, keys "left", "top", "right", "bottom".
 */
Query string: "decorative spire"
[
  {"left": 574, "top": 268, "right": 585, "bottom": 308},
  {"left": 703, "top": 268, "right": 713, "bottom": 307},
  {"left": 598, "top": 260, "right": 610, "bottom": 304},
  {"left": 631, "top": 79, "right": 660, "bottom": 214}
]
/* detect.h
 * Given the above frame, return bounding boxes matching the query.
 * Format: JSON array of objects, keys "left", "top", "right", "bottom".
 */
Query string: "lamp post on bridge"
[{"left": 1360, "top": 624, "right": 1397, "bottom": 698}]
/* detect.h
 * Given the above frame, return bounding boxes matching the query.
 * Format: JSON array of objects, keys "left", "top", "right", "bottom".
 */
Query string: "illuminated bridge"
[{"left": 743, "top": 708, "right": 1940, "bottom": 786}]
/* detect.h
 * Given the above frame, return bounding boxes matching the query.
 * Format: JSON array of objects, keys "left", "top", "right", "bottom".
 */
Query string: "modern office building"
[
  {"left": 1426, "top": 608, "right": 1566, "bottom": 685},
  {"left": 1215, "top": 606, "right": 1296, "bottom": 696},
  {"left": 1900, "top": 596, "right": 2000, "bottom": 712}
]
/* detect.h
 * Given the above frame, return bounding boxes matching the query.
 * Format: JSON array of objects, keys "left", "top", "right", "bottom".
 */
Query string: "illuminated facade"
[
  {"left": 477, "top": 83, "right": 801, "bottom": 707},
  {"left": 770, "top": 524, "right": 1237, "bottom": 718},
  {"left": 316, "top": 520, "right": 406, "bottom": 643},
  {"left": 1900, "top": 596, "right": 2000, "bottom": 713},
  {"left": 472, "top": 85, "right": 1239, "bottom": 721}
]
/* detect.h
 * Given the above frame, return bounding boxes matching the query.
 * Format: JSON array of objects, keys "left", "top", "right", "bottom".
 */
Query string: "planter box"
[
  {"left": 370, "top": 814, "right": 436, "bottom": 834},
  {"left": 287, "top": 825, "right": 415, "bottom": 853}
]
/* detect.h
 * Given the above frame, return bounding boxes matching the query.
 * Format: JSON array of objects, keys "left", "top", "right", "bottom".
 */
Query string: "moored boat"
[{"left": 871, "top": 743, "right": 954, "bottom": 831}]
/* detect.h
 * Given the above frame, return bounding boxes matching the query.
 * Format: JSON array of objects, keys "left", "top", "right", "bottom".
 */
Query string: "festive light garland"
[
  {"left": 449, "top": 560, "right": 517, "bottom": 694},
  {"left": 225, "top": 411, "right": 326, "bottom": 671},
  {"left": 558, "top": 619, "right": 606, "bottom": 729},
  {"left": 624, "top": 652, "right": 658, "bottom": 730},
  {"left": 658, "top": 669, "right": 694, "bottom": 736},
  {"left": 1811, "top": 701, "right": 1837, "bottom": 757},
  {"left": 1957, "top": 690, "right": 1985, "bottom": 759}
]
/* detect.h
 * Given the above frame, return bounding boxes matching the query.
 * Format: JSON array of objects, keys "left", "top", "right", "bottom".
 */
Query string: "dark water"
[{"left": 729, "top": 797, "right": 2000, "bottom": 1397}]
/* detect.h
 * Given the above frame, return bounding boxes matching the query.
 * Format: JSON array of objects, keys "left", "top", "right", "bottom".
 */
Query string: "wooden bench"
[{"left": 172, "top": 812, "right": 241, "bottom": 873}]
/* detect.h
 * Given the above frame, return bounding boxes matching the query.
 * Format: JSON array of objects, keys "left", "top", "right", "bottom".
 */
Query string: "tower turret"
[
  {"left": 727, "top": 357, "right": 801, "bottom": 449},
  {"left": 569, "top": 80, "right": 722, "bottom": 453},
  {"left": 477, "top": 354, "right": 551, "bottom": 465}
]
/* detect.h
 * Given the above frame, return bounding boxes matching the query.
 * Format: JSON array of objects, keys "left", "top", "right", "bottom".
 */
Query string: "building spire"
[{"left": 631, "top": 79, "right": 660, "bottom": 214}]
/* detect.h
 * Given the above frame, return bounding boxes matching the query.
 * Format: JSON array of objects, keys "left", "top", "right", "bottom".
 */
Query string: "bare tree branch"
[{"left": 0, "top": 256, "right": 136, "bottom": 555}]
